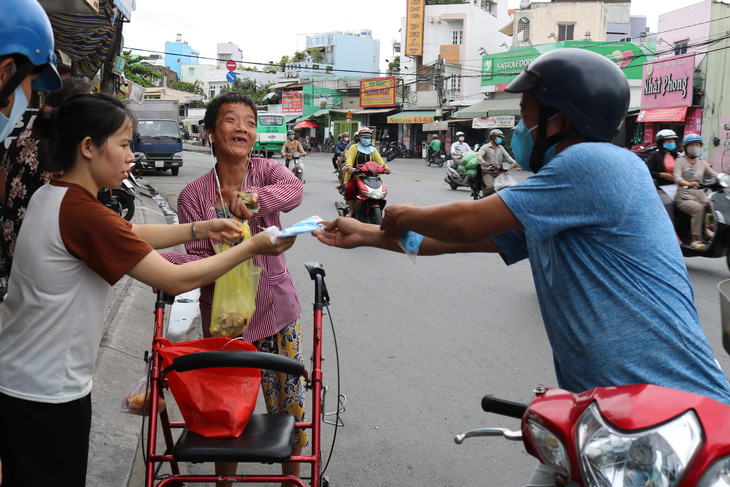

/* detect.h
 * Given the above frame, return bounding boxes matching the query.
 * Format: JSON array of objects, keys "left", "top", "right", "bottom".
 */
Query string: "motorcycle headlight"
[
  {"left": 173, "top": 151, "right": 184, "bottom": 159},
  {"left": 697, "top": 456, "right": 730, "bottom": 486},
  {"left": 362, "top": 187, "right": 385, "bottom": 199},
  {"left": 577, "top": 403, "right": 703, "bottom": 487},
  {"left": 718, "top": 173, "right": 730, "bottom": 188},
  {"left": 527, "top": 420, "right": 571, "bottom": 478}
]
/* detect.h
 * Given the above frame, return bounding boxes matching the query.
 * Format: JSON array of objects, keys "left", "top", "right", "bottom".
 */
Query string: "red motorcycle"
[
  {"left": 456, "top": 383, "right": 730, "bottom": 486},
  {"left": 335, "top": 161, "right": 388, "bottom": 225}
]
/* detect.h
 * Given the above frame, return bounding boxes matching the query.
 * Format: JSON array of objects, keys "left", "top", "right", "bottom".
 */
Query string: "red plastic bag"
[{"left": 155, "top": 337, "right": 261, "bottom": 438}]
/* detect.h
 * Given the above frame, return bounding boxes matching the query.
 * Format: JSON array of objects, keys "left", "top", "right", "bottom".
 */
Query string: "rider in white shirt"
[{"left": 450, "top": 131, "right": 472, "bottom": 160}]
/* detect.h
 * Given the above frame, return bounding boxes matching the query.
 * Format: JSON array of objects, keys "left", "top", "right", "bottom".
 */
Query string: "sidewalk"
[{"left": 86, "top": 183, "right": 174, "bottom": 486}]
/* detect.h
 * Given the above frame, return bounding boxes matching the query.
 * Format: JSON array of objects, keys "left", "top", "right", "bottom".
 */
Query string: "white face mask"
[
  {"left": 288, "top": 135, "right": 294, "bottom": 140},
  {"left": 686, "top": 146, "right": 702, "bottom": 158},
  {"left": 458, "top": 136, "right": 465, "bottom": 142},
  {"left": 0, "top": 84, "right": 29, "bottom": 142}
]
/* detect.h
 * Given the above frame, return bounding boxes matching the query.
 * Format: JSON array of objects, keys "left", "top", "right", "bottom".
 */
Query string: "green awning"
[
  {"left": 387, "top": 110, "right": 438, "bottom": 124},
  {"left": 453, "top": 97, "right": 521, "bottom": 118},
  {"left": 294, "top": 109, "right": 329, "bottom": 123}
]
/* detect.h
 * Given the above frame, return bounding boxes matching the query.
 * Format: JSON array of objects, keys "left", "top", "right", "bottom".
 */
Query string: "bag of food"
[
  {"left": 211, "top": 221, "right": 262, "bottom": 337},
  {"left": 120, "top": 366, "right": 166, "bottom": 416},
  {"left": 154, "top": 337, "right": 261, "bottom": 437}
]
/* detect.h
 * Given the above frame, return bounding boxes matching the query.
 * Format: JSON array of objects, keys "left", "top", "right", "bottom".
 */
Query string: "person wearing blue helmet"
[
  {"left": 0, "top": 0, "right": 62, "bottom": 142},
  {"left": 674, "top": 133, "right": 715, "bottom": 250},
  {"left": 313, "top": 48, "right": 730, "bottom": 485}
]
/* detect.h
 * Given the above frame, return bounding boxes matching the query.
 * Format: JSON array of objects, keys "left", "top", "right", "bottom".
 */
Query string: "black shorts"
[{"left": 0, "top": 391, "right": 92, "bottom": 487}]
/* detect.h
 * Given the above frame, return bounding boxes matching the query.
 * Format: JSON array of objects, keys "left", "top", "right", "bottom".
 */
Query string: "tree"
[
  {"left": 121, "top": 50, "right": 161, "bottom": 87},
  {"left": 220, "top": 78, "right": 272, "bottom": 104},
  {"left": 388, "top": 56, "right": 401, "bottom": 75},
  {"left": 171, "top": 80, "right": 204, "bottom": 95}
]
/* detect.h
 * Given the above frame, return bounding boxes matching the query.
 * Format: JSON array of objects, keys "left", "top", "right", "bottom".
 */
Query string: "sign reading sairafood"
[
  {"left": 360, "top": 77, "right": 397, "bottom": 108},
  {"left": 282, "top": 91, "right": 303, "bottom": 114},
  {"left": 481, "top": 40, "right": 656, "bottom": 91},
  {"left": 641, "top": 53, "right": 695, "bottom": 109},
  {"left": 405, "top": 0, "right": 425, "bottom": 57}
]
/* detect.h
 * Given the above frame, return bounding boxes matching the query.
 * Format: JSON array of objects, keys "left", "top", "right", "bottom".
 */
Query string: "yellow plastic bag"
[{"left": 211, "top": 221, "right": 262, "bottom": 337}]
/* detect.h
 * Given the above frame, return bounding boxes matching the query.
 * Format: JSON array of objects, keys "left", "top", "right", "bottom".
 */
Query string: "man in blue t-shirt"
[{"left": 313, "top": 49, "right": 730, "bottom": 484}]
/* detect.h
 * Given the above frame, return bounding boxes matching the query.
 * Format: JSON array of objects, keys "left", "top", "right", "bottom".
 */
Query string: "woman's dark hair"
[
  {"left": 34, "top": 92, "right": 135, "bottom": 172},
  {"left": 203, "top": 92, "right": 258, "bottom": 156},
  {"left": 44, "top": 77, "right": 90, "bottom": 108}
]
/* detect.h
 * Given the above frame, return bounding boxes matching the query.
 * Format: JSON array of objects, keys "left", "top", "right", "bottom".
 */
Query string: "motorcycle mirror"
[{"left": 683, "top": 168, "right": 698, "bottom": 181}]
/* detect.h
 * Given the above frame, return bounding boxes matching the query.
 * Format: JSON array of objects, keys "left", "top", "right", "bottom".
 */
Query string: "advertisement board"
[
  {"left": 360, "top": 77, "right": 397, "bottom": 108},
  {"left": 473, "top": 116, "right": 516, "bottom": 129},
  {"left": 640, "top": 53, "right": 695, "bottom": 109},
  {"left": 282, "top": 91, "right": 303, "bottom": 114},
  {"left": 481, "top": 40, "right": 656, "bottom": 90},
  {"left": 404, "top": 0, "right": 425, "bottom": 57}
]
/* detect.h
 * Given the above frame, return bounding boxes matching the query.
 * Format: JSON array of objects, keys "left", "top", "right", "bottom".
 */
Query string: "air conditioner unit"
[{"left": 429, "top": 16, "right": 434, "bottom": 23}]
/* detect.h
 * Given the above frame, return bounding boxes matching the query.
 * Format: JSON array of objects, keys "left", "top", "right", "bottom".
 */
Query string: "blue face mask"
[
  {"left": 0, "top": 84, "right": 29, "bottom": 142},
  {"left": 663, "top": 142, "right": 676, "bottom": 152},
  {"left": 360, "top": 137, "right": 372, "bottom": 147},
  {"left": 495, "top": 137, "right": 503, "bottom": 145},
  {"left": 511, "top": 119, "right": 556, "bottom": 173}
]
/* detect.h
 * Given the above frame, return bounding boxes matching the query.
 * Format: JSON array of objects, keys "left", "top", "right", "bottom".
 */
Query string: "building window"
[
  {"left": 450, "top": 76, "right": 461, "bottom": 94},
  {"left": 452, "top": 30, "right": 463, "bottom": 45},
  {"left": 210, "top": 88, "right": 215, "bottom": 99},
  {"left": 188, "top": 67, "right": 195, "bottom": 75},
  {"left": 674, "top": 40, "right": 688, "bottom": 55},
  {"left": 517, "top": 18, "right": 530, "bottom": 42},
  {"left": 176, "top": 58, "right": 181, "bottom": 64},
  {"left": 558, "top": 23, "right": 575, "bottom": 41}
]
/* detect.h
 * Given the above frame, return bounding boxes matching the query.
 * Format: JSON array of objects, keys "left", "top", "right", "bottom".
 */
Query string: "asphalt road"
[{"left": 136, "top": 149, "right": 730, "bottom": 486}]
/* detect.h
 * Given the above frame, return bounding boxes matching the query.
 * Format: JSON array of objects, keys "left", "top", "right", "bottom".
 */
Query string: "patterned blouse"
[{"left": 1, "top": 129, "right": 54, "bottom": 274}]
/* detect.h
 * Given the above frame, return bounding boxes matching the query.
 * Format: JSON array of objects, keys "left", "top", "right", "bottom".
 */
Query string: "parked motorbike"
[
  {"left": 97, "top": 163, "right": 141, "bottom": 221},
  {"left": 444, "top": 157, "right": 474, "bottom": 191},
  {"left": 427, "top": 149, "right": 448, "bottom": 167},
  {"left": 456, "top": 382, "right": 730, "bottom": 487},
  {"left": 674, "top": 172, "right": 730, "bottom": 270},
  {"left": 334, "top": 161, "right": 388, "bottom": 224},
  {"left": 386, "top": 141, "right": 413, "bottom": 162}
]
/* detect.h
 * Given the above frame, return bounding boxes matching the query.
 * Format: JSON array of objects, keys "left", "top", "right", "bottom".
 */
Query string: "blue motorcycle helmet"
[
  {"left": 0, "top": 0, "right": 62, "bottom": 106},
  {"left": 505, "top": 48, "right": 630, "bottom": 171}
]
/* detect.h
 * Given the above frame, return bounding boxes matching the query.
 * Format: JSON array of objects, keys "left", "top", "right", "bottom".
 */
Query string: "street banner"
[
  {"left": 360, "top": 77, "right": 397, "bottom": 107},
  {"left": 473, "top": 116, "right": 516, "bottom": 129},
  {"left": 481, "top": 40, "right": 656, "bottom": 90},
  {"left": 641, "top": 53, "right": 695, "bottom": 109},
  {"left": 405, "top": 0, "right": 425, "bottom": 57},
  {"left": 282, "top": 91, "right": 303, "bottom": 114}
]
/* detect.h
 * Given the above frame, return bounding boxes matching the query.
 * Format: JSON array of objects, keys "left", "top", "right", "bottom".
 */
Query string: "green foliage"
[
  {"left": 170, "top": 80, "right": 204, "bottom": 95},
  {"left": 220, "top": 78, "right": 272, "bottom": 104},
  {"left": 388, "top": 56, "right": 401, "bottom": 74},
  {"left": 121, "top": 50, "right": 161, "bottom": 88}
]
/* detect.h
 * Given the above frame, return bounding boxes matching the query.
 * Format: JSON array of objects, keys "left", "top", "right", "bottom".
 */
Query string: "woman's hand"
[
  {"left": 313, "top": 218, "right": 371, "bottom": 249},
  {"left": 660, "top": 172, "right": 674, "bottom": 181},
  {"left": 246, "top": 230, "right": 296, "bottom": 255},
  {"left": 228, "top": 192, "right": 259, "bottom": 220},
  {"left": 384, "top": 167, "right": 392, "bottom": 174},
  {"left": 200, "top": 219, "right": 245, "bottom": 244}
]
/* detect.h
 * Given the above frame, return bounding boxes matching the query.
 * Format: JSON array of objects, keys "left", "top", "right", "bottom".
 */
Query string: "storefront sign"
[
  {"left": 282, "top": 91, "right": 303, "bottom": 114},
  {"left": 423, "top": 121, "right": 448, "bottom": 131},
  {"left": 481, "top": 40, "right": 655, "bottom": 90},
  {"left": 473, "top": 116, "right": 515, "bottom": 129},
  {"left": 360, "top": 77, "right": 397, "bottom": 108},
  {"left": 640, "top": 53, "right": 695, "bottom": 109},
  {"left": 388, "top": 114, "right": 435, "bottom": 124},
  {"left": 405, "top": 0, "right": 425, "bottom": 57}
]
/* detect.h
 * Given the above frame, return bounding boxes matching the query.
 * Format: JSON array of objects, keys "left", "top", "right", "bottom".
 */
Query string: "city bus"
[{"left": 254, "top": 112, "right": 287, "bottom": 156}]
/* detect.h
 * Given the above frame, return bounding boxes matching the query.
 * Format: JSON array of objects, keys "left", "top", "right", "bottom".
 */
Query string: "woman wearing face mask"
[
  {"left": 280, "top": 129, "right": 307, "bottom": 169},
  {"left": 450, "top": 131, "right": 472, "bottom": 161},
  {"left": 674, "top": 133, "right": 715, "bottom": 250},
  {"left": 645, "top": 129, "right": 680, "bottom": 241},
  {"left": 342, "top": 127, "right": 390, "bottom": 217}
]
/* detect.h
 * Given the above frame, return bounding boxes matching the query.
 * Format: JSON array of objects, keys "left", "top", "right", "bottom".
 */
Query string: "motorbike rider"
[
  {"left": 476, "top": 129, "right": 520, "bottom": 197},
  {"left": 313, "top": 48, "right": 730, "bottom": 486},
  {"left": 645, "top": 129, "right": 680, "bottom": 235},
  {"left": 335, "top": 131, "right": 349, "bottom": 190},
  {"left": 450, "top": 131, "right": 472, "bottom": 161},
  {"left": 0, "top": 0, "right": 62, "bottom": 142},
  {"left": 342, "top": 127, "right": 391, "bottom": 217},
  {"left": 281, "top": 129, "right": 307, "bottom": 169},
  {"left": 427, "top": 134, "right": 442, "bottom": 162},
  {"left": 674, "top": 133, "right": 716, "bottom": 250},
  {"left": 331, "top": 133, "right": 342, "bottom": 172}
]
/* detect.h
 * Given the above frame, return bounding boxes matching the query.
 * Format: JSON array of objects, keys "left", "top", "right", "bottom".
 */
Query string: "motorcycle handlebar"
[{"left": 481, "top": 395, "right": 528, "bottom": 419}]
